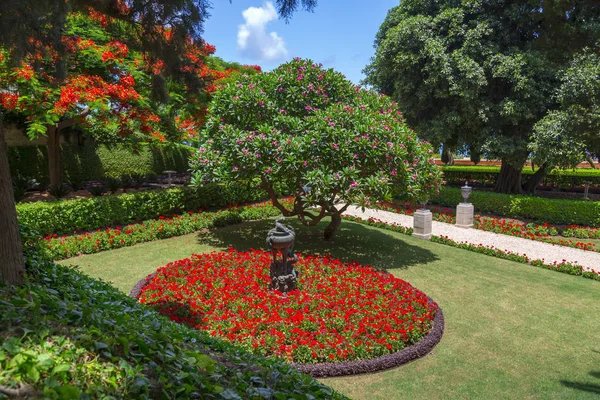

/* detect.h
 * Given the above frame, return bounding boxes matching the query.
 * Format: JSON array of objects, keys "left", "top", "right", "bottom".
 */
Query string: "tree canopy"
[
  {"left": 364, "top": 0, "right": 600, "bottom": 193},
  {"left": 191, "top": 58, "right": 442, "bottom": 240}
]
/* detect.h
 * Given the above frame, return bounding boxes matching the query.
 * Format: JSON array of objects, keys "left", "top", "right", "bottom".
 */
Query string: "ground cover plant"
[
  {"left": 0, "top": 226, "right": 347, "bottom": 399},
  {"left": 137, "top": 249, "right": 438, "bottom": 364},
  {"left": 63, "top": 218, "right": 600, "bottom": 399}
]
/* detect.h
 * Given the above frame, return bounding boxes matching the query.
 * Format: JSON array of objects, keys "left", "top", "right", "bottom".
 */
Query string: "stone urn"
[
  {"left": 461, "top": 181, "right": 472, "bottom": 203},
  {"left": 266, "top": 218, "right": 299, "bottom": 293}
]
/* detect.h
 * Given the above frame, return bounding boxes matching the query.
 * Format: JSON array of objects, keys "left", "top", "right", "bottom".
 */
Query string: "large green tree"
[
  {"left": 0, "top": 0, "right": 316, "bottom": 285},
  {"left": 364, "top": 0, "right": 600, "bottom": 193}
]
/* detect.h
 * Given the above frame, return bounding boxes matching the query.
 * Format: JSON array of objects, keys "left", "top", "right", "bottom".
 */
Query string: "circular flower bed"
[{"left": 135, "top": 249, "right": 440, "bottom": 366}]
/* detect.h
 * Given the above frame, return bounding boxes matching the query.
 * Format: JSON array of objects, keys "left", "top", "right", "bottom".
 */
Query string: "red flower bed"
[{"left": 138, "top": 249, "right": 437, "bottom": 364}]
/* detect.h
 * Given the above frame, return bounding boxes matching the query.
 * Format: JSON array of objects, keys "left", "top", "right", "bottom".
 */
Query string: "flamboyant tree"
[
  {"left": 0, "top": 0, "right": 312, "bottom": 285},
  {"left": 364, "top": 0, "right": 600, "bottom": 193},
  {"left": 191, "top": 58, "right": 442, "bottom": 240},
  {"left": 0, "top": 10, "right": 223, "bottom": 186}
]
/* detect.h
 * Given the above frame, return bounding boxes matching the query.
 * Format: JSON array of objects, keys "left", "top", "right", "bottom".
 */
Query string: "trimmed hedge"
[
  {"left": 442, "top": 165, "right": 600, "bottom": 187},
  {"left": 8, "top": 141, "right": 193, "bottom": 184},
  {"left": 17, "top": 183, "right": 267, "bottom": 236},
  {"left": 430, "top": 187, "right": 600, "bottom": 226}
]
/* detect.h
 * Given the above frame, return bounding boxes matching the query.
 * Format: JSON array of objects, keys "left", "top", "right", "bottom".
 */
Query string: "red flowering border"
[
  {"left": 129, "top": 250, "right": 444, "bottom": 377},
  {"left": 291, "top": 300, "right": 444, "bottom": 377},
  {"left": 342, "top": 214, "right": 600, "bottom": 282},
  {"left": 382, "top": 201, "right": 600, "bottom": 253}
]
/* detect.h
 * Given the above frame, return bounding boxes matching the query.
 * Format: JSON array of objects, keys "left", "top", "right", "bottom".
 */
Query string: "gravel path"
[{"left": 343, "top": 206, "right": 600, "bottom": 272}]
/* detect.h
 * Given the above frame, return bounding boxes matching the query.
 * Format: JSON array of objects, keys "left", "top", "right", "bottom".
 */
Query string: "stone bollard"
[
  {"left": 455, "top": 181, "right": 474, "bottom": 228},
  {"left": 456, "top": 203, "right": 474, "bottom": 228},
  {"left": 412, "top": 208, "right": 433, "bottom": 240}
]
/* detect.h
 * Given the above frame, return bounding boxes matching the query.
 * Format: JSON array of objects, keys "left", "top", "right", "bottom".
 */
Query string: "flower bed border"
[
  {"left": 129, "top": 271, "right": 445, "bottom": 378},
  {"left": 291, "top": 298, "right": 444, "bottom": 378}
]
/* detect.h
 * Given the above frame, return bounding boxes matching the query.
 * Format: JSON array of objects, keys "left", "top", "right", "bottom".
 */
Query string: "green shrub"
[
  {"left": 431, "top": 187, "right": 600, "bottom": 226},
  {"left": 8, "top": 141, "right": 193, "bottom": 185},
  {"left": 17, "top": 183, "right": 268, "bottom": 236},
  {"left": 442, "top": 165, "right": 600, "bottom": 187}
]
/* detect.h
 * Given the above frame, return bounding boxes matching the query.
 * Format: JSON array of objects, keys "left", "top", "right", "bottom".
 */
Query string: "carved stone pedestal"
[
  {"left": 456, "top": 203, "right": 474, "bottom": 228},
  {"left": 270, "top": 261, "right": 299, "bottom": 293},
  {"left": 412, "top": 209, "right": 432, "bottom": 240}
]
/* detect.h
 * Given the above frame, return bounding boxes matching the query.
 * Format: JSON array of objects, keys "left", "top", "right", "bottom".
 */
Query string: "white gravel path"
[{"left": 343, "top": 206, "right": 600, "bottom": 272}]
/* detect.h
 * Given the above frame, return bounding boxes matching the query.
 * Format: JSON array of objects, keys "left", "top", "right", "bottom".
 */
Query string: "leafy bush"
[
  {"left": 430, "top": 187, "right": 600, "bottom": 226},
  {"left": 442, "top": 165, "right": 600, "bottom": 187},
  {"left": 17, "top": 184, "right": 268, "bottom": 236},
  {"left": 0, "top": 238, "right": 347, "bottom": 398},
  {"left": 46, "top": 200, "right": 289, "bottom": 259}
]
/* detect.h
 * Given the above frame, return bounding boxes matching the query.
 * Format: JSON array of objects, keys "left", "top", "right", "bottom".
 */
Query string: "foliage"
[
  {"left": 364, "top": 0, "right": 600, "bottom": 191},
  {"left": 138, "top": 249, "right": 437, "bottom": 363},
  {"left": 430, "top": 187, "right": 600, "bottom": 226},
  {"left": 46, "top": 199, "right": 289, "bottom": 260},
  {"left": 440, "top": 165, "right": 600, "bottom": 188},
  {"left": 192, "top": 58, "right": 441, "bottom": 239},
  {"left": 531, "top": 48, "right": 600, "bottom": 162},
  {"left": 47, "top": 184, "right": 70, "bottom": 199},
  {"left": 16, "top": 184, "right": 268, "bottom": 236},
  {"left": 0, "top": 243, "right": 346, "bottom": 399},
  {"left": 0, "top": 10, "right": 217, "bottom": 144}
]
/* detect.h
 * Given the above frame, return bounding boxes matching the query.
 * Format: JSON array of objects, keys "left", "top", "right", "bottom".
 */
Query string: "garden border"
[{"left": 129, "top": 271, "right": 445, "bottom": 378}]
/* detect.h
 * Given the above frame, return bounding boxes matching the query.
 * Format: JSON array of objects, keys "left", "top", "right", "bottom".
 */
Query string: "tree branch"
[
  {"left": 56, "top": 107, "right": 91, "bottom": 131},
  {"left": 261, "top": 176, "right": 295, "bottom": 216},
  {"left": 0, "top": 383, "right": 38, "bottom": 397}
]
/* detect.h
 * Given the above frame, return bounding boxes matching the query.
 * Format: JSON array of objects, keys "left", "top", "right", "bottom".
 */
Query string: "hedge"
[
  {"left": 441, "top": 166, "right": 600, "bottom": 187},
  {"left": 430, "top": 187, "right": 600, "bottom": 226},
  {"left": 17, "top": 183, "right": 267, "bottom": 236},
  {"left": 8, "top": 141, "right": 194, "bottom": 184}
]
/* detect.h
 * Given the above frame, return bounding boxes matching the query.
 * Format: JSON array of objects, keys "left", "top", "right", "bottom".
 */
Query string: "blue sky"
[{"left": 203, "top": 1, "right": 399, "bottom": 84}]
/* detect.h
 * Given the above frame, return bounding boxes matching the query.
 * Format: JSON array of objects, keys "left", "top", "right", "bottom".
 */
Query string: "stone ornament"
[
  {"left": 461, "top": 181, "right": 472, "bottom": 203},
  {"left": 266, "top": 217, "right": 299, "bottom": 293}
]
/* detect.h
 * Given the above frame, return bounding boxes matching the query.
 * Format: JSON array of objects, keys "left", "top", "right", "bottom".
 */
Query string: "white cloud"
[{"left": 237, "top": 2, "right": 288, "bottom": 61}]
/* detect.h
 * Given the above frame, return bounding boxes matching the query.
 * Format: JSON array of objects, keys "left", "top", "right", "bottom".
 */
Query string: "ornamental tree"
[{"left": 191, "top": 58, "right": 442, "bottom": 240}]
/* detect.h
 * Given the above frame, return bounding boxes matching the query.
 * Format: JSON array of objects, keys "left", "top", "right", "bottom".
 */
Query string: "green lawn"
[{"left": 62, "top": 218, "right": 600, "bottom": 399}]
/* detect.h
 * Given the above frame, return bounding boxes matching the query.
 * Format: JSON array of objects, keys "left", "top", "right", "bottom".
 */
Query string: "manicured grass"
[{"left": 63, "top": 218, "right": 600, "bottom": 399}]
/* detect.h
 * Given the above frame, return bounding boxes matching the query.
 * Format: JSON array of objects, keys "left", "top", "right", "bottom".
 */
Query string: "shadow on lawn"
[
  {"left": 560, "top": 370, "right": 600, "bottom": 395},
  {"left": 197, "top": 218, "right": 439, "bottom": 270}
]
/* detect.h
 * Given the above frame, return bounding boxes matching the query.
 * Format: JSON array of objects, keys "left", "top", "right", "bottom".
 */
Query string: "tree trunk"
[
  {"left": 587, "top": 155, "right": 596, "bottom": 169},
  {"left": 494, "top": 159, "right": 524, "bottom": 194},
  {"left": 522, "top": 163, "right": 551, "bottom": 194},
  {"left": 0, "top": 114, "right": 25, "bottom": 285},
  {"left": 323, "top": 213, "right": 342, "bottom": 241},
  {"left": 441, "top": 144, "right": 454, "bottom": 165},
  {"left": 47, "top": 125, "right": 62, "bottom": 186}
]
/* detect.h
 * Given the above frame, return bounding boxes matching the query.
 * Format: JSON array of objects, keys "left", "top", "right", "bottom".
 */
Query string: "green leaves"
[{"left": 192, "top": 58, "right": 442, "bottom": 238}]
